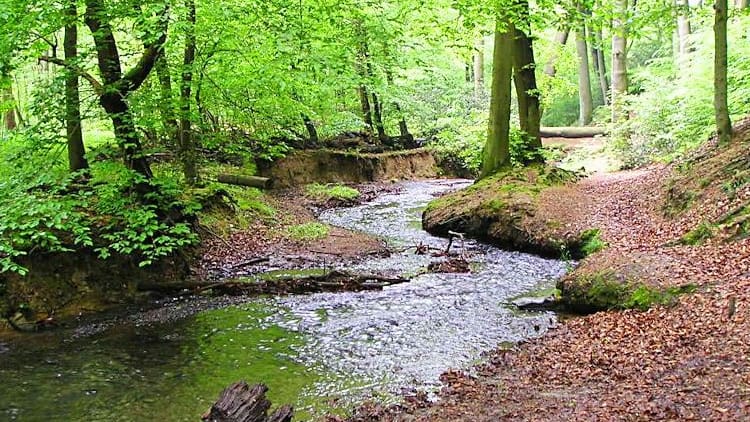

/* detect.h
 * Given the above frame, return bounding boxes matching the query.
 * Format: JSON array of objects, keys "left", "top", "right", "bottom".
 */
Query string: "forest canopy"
[{"left": 0, "top": 0, "right": 748, "bottom": 273}]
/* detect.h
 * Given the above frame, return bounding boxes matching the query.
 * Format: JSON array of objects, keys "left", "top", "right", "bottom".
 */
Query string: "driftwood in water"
[
  {"left": 202, "top": 382, "right": 293, "bottom": 422},
  {"left": 217, "top": 174, "right": 272, "bottom": 189},
  {"left": 138, "top": 270, "right": 409, "bottom": 296},
  {"left": 540, "top": 126, "right": 606, "bottom": 138}
]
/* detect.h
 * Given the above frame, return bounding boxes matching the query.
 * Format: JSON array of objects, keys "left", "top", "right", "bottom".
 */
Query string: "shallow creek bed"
[{"left": 0, "top": 180, "right": 567, "bottom": 421}]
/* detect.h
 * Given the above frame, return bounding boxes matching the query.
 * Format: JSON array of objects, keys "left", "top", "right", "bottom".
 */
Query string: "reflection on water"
[{"left": 0, "top": 180, "right": 567, "bottom": 421}]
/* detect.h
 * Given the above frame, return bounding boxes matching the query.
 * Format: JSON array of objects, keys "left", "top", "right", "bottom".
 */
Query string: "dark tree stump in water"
[{"left": 202, "top": 382, "right": 293, "bottom": 422}]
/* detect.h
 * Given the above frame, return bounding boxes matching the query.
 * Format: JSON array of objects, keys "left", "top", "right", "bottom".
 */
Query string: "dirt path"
[{"left": 345, "top": 154, "right": 750, "bottom": 420}]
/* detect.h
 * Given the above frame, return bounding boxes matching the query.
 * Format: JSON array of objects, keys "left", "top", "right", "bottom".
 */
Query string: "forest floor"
[
  {"left": 195, "top": 183, "right": 399, "bottom": 280},
  {"left": 341, "top": 131, "right": 750, "bottom": 420}
]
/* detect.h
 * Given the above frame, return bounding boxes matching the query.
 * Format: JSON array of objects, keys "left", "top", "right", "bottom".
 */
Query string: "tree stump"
[{"left": 202, "top": 381, "right": 293, "bottom": 422}]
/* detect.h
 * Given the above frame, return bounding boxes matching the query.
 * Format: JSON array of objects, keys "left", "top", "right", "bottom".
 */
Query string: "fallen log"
[
  {"left": 138, "top": 270, "right": 409, "bottom": 297},
  {"left": 202, "top": 382, "right": 292, "bottom": 422},
  {"left": 217, "top": 174, "right": 272, "bottom": 189},
  {"left": 540, "top": 126, "right": 607, "bottom": 138}
]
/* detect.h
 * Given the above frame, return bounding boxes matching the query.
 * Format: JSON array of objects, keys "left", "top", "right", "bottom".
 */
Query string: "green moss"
[
  {"left": 286, "top": 222, "right": 330, "bottom": 241},
  {"left": 305, "top": 183, "right": 360, "bottom": 202},
  {"left": 561, "top": 270, "right": 696, "bottom": 313},
  {"left": 680, "top": 222, "right": 714, "bottom": 245}
]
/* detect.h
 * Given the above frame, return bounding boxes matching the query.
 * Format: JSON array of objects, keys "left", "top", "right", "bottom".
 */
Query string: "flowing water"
[{"left": 0, "top": 180, "right": 567, "bottom": 421}]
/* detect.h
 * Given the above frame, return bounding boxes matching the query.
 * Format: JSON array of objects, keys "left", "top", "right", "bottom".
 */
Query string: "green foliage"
[
  {"left": 286, "top": 222, "right": 330, "bottom": 242},
  {"left": 305, "top": 183, "right": 360, "bottom": 202},
  {"left": 680, "top": 222, "right": 714, "bottom": 245},
  {"left": 578, "top": 228, "right": 607, "bottom": 256},
  {"left": 613, "top": 15, "right": 750, "bottom": 166}
]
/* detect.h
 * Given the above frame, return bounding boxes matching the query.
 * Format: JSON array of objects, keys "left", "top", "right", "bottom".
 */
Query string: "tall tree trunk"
[
  {"left": 64, "top": 2, "right": 88, "bottom": 172},
  {"left": 735, "top": 0, "right": 748, "bottom": 8},
  {"left": 358, "top": 85, "right": 373, "bottom": 133},
  {"left": 544, "top": 29, "right": 570, "bottom": 77},
  {"left": 155, "top": 53, "right": 179, "bottom": 145},
  {"left": 576, "top": 22, "right": 594, "bottom": 125},
  {"left": 473, "top": 38, "right": 485, "bottom": 96},
  {"left": 1, "top": 81, "right": 17, "bottom": 131},
  {"left": 301, "top": 114, "right": 319, "bottom": 147},
  {"left": 676, "top": 0, "right": 692, "bottom": 58},
  {"left": 179, "top": 0, "right": 198, "bottom": 185},
  {"left": 511, "top": 10, "right": 542, "bottom": 157},
  {"left": 595, "top": 29, "right": 609, "bottom": 105},
  {"left": 85, "top": 0, "right": 165, "bottom": 179},
  {"left": 481, "top": 17, "right": 514, "bottom": 178},
  {"left": 611, "top": 0, "right": 629, "bottom": 122},
  {"left": 715, "top": 0, "right": 732, "bottom": 143},
  {"left": 371, "top": 92, "right": 388, "bottom": 142}
]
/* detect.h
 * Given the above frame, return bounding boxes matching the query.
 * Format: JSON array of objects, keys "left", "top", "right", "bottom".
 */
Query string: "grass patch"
[
  {"left": 286, "top": 222, "right": 330, "bottom": 241},
  {"left": 305, "top": 183, "right": 360, "bottom": 202}
]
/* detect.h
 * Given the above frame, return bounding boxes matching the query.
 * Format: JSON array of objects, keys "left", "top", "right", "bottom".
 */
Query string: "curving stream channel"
[{"left": 0, "top": 180, "right": 567, "bottom": 421}]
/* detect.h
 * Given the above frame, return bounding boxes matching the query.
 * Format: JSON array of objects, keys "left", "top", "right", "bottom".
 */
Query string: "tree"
[
  {"left": 512, "top": 0, "right": 542, "bottom": 154},
  {"left": 714, "top": 0, "right": 731, "bottom": 143},
  {"left": 575, "top": 5, "right": 593, "bottom": 125},
  {"left": 612, "top": 0, "right": 629, "bottom": 122},
  {"left": 481, "top": 15, "right": 514, "bottom": 178},
  {"left": 473, "top": 38, "right": 485, "bottom": 96},
  {"left": 676, "top": 0, "right": 691, "bottom": 60},
  {"left": 64, "top": 1, "right": 88, "bottom": 173},
  {"left": 179, "top": 0, "right": 198, "bottom": 185},
  {"left": 83, "top": 0, "right": 168, "bottom": 179}
]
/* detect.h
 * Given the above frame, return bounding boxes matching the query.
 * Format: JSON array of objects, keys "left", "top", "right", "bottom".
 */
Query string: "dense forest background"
[{"left": 1, "top": 0, "right": 749, "bottom": 274}]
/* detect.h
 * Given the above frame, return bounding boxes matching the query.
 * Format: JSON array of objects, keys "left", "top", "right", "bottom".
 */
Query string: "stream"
[{"left": 0, "top": 179, "right": 567, "bottom": 421}]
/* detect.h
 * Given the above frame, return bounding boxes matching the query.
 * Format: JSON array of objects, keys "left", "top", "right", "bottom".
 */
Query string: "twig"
[{"left": 231, "top": 257, "right": 270, "bottom": 269}]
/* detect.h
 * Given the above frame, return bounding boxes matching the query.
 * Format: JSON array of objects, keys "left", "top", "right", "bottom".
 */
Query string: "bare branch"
[{"left": 38, "top": 56, "right": 104, "bottom": 96}]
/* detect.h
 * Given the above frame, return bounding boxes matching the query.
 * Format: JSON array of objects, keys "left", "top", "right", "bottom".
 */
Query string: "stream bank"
[{"left": 0, "top": 179, "right": 568, "bottom": 421}]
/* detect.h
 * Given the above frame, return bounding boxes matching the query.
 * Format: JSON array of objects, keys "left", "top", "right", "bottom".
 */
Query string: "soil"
[
  {"left": 195, "top": 182, "right": 400, "bottom": 280},
  {"left": 338, "top": 127, "right": 750, "bottom": 420}
]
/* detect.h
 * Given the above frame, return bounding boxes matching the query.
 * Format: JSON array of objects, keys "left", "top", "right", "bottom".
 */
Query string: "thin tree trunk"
[
  {"left": 179, "top": 0, "right": 198, "bottom": 185},
  {"left": 576, "top": 21, "right": 594, "bottom": 125},
  {"left": 511, "top": 10, "right": 542, "bottom": 157},
  {"left": 735, "top": 0, "right": 748, "bottom": 8},
  {"left": 595, "top": 29, "right": 609, "bottom": 105},
  {"left": 473, "top": 38, "right": 485, "bottom": 96},
  {"left": 676, "top": 0, "right": 692, "bottom": 58},
  {"left": 611, "top": 0, "right": 629, "bottom": 122},
  {"left": 715, "top": 0, "right": 732, "bottom": 143},
  {"left": 544, "top": 29, "right": 570, "bottom": 77},
  {"left": 85, "top": 0, "right": 165, "bottom": 179},
  {"left": 64, "top": 1, "right": 88, "bottom": 172},
  {"left": 371, "top": 92, "right": 388, "bottom": 142},
  {"left": 301, "top": 114, "right": 318, "bottom": 147},
  {"left": 155, "top": 53, "right": 179, "bottom": 144},
  {"left": 358, "top": 85, "right": 373, "bottom": 133},
  {"left": 481, "top": 17, "right": 514, "bottom": 178},
  {"left": 2, "top": 82, "right": 17, "bottom": 131}
]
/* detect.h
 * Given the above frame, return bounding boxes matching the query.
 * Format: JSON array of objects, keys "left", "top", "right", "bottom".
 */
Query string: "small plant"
[
  {"left": 305, "top": 183, "right": 360, "bottom": 203},
  {"left": 579, "top": 229, "right": 607, "bottom": 257},
  {"left": 286, "top": 222, "right": 330, "bottom": 241}
]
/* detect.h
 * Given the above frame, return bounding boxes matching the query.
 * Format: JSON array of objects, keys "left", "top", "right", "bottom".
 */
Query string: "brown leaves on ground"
[{"left": 355, "top": 132, "right": 750, "bottom": 421}]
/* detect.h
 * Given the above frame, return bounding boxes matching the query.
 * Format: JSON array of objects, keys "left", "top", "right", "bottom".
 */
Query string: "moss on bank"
[
  {"left": 422, "top": 166, "right": 596, "bottom": 258},
  {"left": 558, "top": 270, "right": 697, "bottom": 314}
]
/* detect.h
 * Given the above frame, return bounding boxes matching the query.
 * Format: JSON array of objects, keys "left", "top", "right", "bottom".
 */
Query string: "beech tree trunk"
[
  {"left": 179, "top": 0, "right": 198, "bottom": 185},
  {"left": 302, "top": 114, "right": 319, "bottom": 146},
  {"left": 1, "top": 80, "right": 17, "bottom": 131},
  {"left": 217, "top": 174, "right": 272, "bottom": 189},
  {"left": 511, "top": 3, "right": 542, "bottom": 157},
  {"left": 473, "top": 38, "right": 485, "bottom": 96},
  {"left": 155, "top": 54, "right": 179, "bottom": 144},
  {"left": 64, "top": 2, "right": 88, "bottom": 172},
  {"left": 544, "top": 29, "right": 570, "bottom": 77},
  {"left": 481, "top": 17, "right": 514, "bottom": 178},
  {"left": 358, "top": 85, "right": 373, "bottom": 132},
  {"left": 676, "top": 0, "right": 692, "bottom": 58},
  {"left": 594, "top": 29, "right": 609, "bottom": 105},
  {"left": 576, "top": 22, "right": 594, "bottom": 125},
  {"left": 611, "top": 0, "right": 629, "bottom": 122},
  {"left": 715, "top": 0, "right": 732, "bottom": 143}
]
